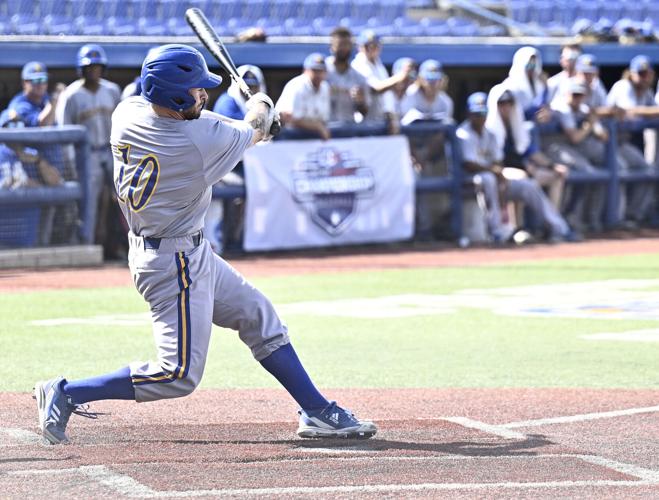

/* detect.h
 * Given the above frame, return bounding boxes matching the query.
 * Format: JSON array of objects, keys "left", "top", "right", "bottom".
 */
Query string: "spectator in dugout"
[
  {"left": 458, "top": 92, "right": 577, "bottom": 244},
  {"left": 56, "top": 44, "right": 123, "bottom": 259},
  {"left": 276, "top": 52, "right": 331, "bottom": 140},
  {"left": 549, "top": 81, "right": 608, "bottom": 233},
  {"left": 213, "top": 65, "right": 266, "bottom": 119},
  {"left": 0, "top": 110, "right": 63, "bottom": 246},
  {"left": 546, "top": 43, "right": 582, "bottom": 105},
  {"left": 504, "top": 46, "right": 553, "bottom": 124},
  {"left": 351, "top": 30, "right": 413, "bottom": 134},
  {"left": 324, "top": 27, "right": 370, "bottom": 125},
  {"left": 485, "top": 84, "right": 571, "bottom": 221},
  {"left": 605, "top": 55, "right": 659, "bottom": 227},
  {"left": 571, "top": 54, "right": 608, "bottom": 111}
]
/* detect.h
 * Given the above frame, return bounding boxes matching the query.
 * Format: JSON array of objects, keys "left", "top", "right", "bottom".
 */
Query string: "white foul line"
[
  {"left": 443, "top": 417, "right": 526, "bottom": 439},
  {"left": 578, "top": 455, "right": 659, "bottom": 482},
  {"left": 503, "top": 405, "right": 659, "bottom": 429}
]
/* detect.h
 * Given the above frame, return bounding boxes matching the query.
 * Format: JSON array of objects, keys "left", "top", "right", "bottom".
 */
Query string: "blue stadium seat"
[
  {"left": 265, "top": 0, "right": 300, "bottom": 35},
  {"left": 311, "top": 0, "right": 351, "bottom": 36},
  {"left": 447, "top": 17, "right": 478, "bottom": 36},
  {"left": 133, "top": 0, "right": 167, "bottom": 36},
  {"left": 645, "top": 1, "right": 659, "bottom": 25},
  {"left": 599, "top": 0, "right": 624, "bottom": 22},
  {"left": 103, "top": 0, "right": 137, "bottom": 36},
  {"left": 419, "top": 17, "right": 450, "bottom": 36},
  {"left": 162, "top": 0, "right": 208, "bottom": 36},
  {"left": 70, "top": 0, "right": 105, "bottom": 36},
  {"left": 7, "top": 0, "right": 40, "bottom": 35},
  {"left": 347, "top": 0, "right": 374, "bottom": 33},
  {"left": 529, "top": 0, "right": 553, "bottom": 26},
  {"left": 206, "top": 0, "right": 245, "bottom": 35},
  {"left": 621, "top": 0, "right": 646, "bottom": 22},
  {"left": 40, "top": 0, "right": 73, "bottom": 35},
  {"left": 242, "top": 0, "right": 269, "bottom": 29},
  {"left": 508, "top": 0, "right": 530, "bottom": 24},
  {"left": 575, "top": 0, "right": 601, "bottom": 22}
]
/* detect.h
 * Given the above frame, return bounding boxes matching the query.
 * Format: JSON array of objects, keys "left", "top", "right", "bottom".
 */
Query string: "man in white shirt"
[
  {"left": 399, "top": 59, "right": 453, "bottom": 125},
  {"left": 547, "top": 43, "right": 582, "bottom": 105},
  {"left": 351, "top": 30, "right": 412, "bottom": 133},
  {"left": 276, "top": 53, "right": 331, "bottom": 140}
]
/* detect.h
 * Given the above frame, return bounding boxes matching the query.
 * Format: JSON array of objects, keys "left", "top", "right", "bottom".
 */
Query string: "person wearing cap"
[
  {"left": 546, "top": 44, "right": 582, "bottom": 105},
  {"left": 504, "top": 46, "right": 552, "bottom": 124},
  {"left": 6, "top": 62, "right": 66, "bottom": 128},
  {"left": 400, "top": 59, "right": 453, "bottom": 125},
  {"left": 325, "top": 27, "right": 370, "bottom": 124},
  {"left": 56, "top": 44, "right": 123, "bottom": 257},
  {"left": 570, "top": 54, "right": 608, "bottom": 110},
  {"left": 351, "top": 29, "right": 413, "bottom": 134},
  {"left": 390, "top": 57, "right": 417, "bottom": 118},
  {"left": 214, "top": 65, "right": 267, "bottom": 120},
  {"left": 458, "top": 91, "right": 575, "bottom": 243},
  {"left": 549, "top": 81, "right": 608, "bottom": 232},
  {"left": 605, "top": 55, "right": 659, "bottom": 227},
  {"left": 276, "top": 52, "right": 331, "bottom": 140},
  {"left": 485, "top": 84, "right": 577, "bottom": 241}
]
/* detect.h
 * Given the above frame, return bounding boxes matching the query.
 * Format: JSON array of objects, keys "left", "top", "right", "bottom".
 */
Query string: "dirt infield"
[
  {"left": 1, "top": 236, "right": 659, "bottom": 291},
  {"left": 2, "top": 238, "right": 658, "bottom": 497},
  {"left": 1, "top": 389, "right": 658, "bottom": 498}
]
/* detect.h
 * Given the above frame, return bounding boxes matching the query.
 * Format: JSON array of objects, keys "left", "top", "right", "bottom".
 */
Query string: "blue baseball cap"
[
  {"left": 467, "top": 92, "right": 488, "bottom": 114},
  {"left": 303, "top": 52, "right": 327, "bottom": 71},
  {"left": 21, "top": 61, "right": 48, "bottom": 82},
  {"left": 357, "top": 29, "right": 380, "bottom": 46},
  {"left": 630, "top": 55, "right": 652, "bottom": 73},
  {"left": 392, "top": 57, "right": 416, "bottom": 77},
  {"left": 568, "top": 81, "right": 588, "bottom": 95},
  {"left": 419, "top": 59, "right": 443, "bottom": 81},
  {"left": 575, "top": 54, "right": 598, "bottom": 73}
]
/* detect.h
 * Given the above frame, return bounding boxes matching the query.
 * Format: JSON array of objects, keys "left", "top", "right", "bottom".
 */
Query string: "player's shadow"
[{"left": 169, "top": 433, "right": 553, "bottom": 457}]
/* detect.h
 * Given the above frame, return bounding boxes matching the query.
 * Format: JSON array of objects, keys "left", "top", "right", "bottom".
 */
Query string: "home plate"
[{"left": 581, "top": 328, "right": 659, "bottom": 342}]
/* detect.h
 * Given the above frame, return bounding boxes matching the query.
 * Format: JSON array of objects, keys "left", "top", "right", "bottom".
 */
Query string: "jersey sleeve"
[
  {"left": 190, "top": 113, "right": 254, "bottom": 186},
  {"left": 456, "top": 127, "right": 480, "bottom": 165},
  {"left": 56, "top": 91, "right": 76, "bottom": 125}
]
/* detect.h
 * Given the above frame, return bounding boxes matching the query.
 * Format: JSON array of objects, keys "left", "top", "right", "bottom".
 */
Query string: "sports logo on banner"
[
  {"left": 291, "top": 147, "right": 375, "bottom": 235},
  {"left": 243, "top": 136, "right": 415, "bottom": 251}
]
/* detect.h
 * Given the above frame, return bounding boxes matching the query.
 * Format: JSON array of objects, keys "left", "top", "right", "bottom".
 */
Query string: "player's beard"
[{"left": 182, "top": 98, "right": 207, "bottom": 120}]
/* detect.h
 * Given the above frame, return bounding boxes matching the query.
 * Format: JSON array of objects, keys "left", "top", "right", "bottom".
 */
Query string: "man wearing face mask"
[{"left": 547, "top": 44, "right": 582, "bottom": 105}]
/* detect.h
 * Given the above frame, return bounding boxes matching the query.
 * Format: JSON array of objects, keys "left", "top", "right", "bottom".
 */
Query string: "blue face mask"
[{"left": 526, "top": 61, "right": 536, "bottom": 72}]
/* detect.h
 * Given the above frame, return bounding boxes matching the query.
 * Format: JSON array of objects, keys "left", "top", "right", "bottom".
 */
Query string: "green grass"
[{"left": 2, "top": 253, "right": 659, "bottom": 391}]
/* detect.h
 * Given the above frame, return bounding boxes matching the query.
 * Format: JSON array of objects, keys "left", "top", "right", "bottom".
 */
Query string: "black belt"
[{"left": 143, "top": 232, "right": 203, "bottom": 250}]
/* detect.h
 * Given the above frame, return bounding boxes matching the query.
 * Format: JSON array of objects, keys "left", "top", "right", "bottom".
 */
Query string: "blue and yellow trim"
[{"left": 132, "top": 251, "right": 192, "bottom": 386}]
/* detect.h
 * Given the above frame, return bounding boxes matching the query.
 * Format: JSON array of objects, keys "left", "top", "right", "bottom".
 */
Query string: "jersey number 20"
[{"left": 116, "top": 145, "right": 160, "bottom": 212}]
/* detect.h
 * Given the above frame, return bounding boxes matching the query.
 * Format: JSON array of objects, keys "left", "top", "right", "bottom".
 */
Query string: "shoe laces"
[{"left": 71, "top": 403, "right": 101, "bottom": 420}]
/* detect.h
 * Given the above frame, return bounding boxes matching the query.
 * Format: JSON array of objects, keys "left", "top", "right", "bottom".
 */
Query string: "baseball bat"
[{"left": 185, "top": 8, "right": 280, "bottom": 136}]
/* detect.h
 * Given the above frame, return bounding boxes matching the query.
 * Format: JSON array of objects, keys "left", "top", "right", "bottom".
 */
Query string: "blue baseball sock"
[
  {"left": 259, "top": 343, "right": 329, "bottom": 412},
  {"left": 63, "top": 366, "right": 135, "bottom": 404}
]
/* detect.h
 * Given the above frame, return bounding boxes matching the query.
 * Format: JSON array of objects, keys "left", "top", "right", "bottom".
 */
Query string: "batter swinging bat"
[{"left": 185, "top": 8, "right": 281, "bottom": 136}]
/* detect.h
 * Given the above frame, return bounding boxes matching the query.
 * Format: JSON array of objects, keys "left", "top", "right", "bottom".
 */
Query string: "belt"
[{"left": 129, "top": 230, "right": 203, "bottom": 251}]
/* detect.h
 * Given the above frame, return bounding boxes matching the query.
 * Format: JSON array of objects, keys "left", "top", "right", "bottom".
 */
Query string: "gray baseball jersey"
[
  {"left": 111, "top": 96, "right": 289, "bottom": 402},
  {"left": 325, "top": 56, "right": 371, "bottom": 123}
]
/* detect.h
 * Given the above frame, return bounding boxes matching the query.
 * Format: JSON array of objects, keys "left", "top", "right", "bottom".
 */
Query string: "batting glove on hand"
[{"left": 246, "top": 92, "right": 274, "bottom": 110}]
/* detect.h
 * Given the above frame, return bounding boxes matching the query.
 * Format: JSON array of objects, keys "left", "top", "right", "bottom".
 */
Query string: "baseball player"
[
  {"left": 34, "top": 44, "right": 376, "bottom": 445},
  {"left": 56, "top": 44, "right": 122, "bottom": 255}
]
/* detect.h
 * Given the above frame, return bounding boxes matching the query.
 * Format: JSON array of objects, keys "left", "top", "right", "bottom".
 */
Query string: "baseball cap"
[
  {"left": 467, "top": 92, "right": 488, "bottom": 114},
  {"left": 419, "top": 59, "right": 443, "bottom": 81},
  {"left": 357, "top": 29, "right": 380, "bottom": 46},
  {"left": 303, "top": 52, "right": 327, "bottom": 71},
  {"left": 21, "top": 61, "right": 48, "bottom": 82},
  {"left": 242, "top": 71, "right": 259, "bottom": 87},
  {"left": 575, "top": 54, "right": 598, "bottom": 73},
  {"left": 630, "top": 55, "right": 652, "bottom": 73},
  {"left": 392, "top": 57, "right": 417, "bottom": 79},
  {"left": 568, "top": 81, "right": 588, "bottom": 95}
]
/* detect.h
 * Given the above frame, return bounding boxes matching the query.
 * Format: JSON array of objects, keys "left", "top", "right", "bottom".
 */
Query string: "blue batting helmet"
[
  {"left": 140, "top": 44, "right": 222, "bottom": 112},
  {"left": 77, "top": 44, "right": 108, "bottom": 69}
]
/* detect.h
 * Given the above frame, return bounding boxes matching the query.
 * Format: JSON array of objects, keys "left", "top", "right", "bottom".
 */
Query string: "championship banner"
[{"left": 242, "top": 135, "right": 415, "bottom": 251}]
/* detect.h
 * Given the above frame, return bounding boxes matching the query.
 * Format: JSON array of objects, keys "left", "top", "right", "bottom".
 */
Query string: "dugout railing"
[
  {"left": 212, "top": 120, "right": 465, "bottom": 245},
  {"left": 536, "top": 118, "right": 659, "bottom": 227},
  {"left": 0, "top": 125, "right": 92, "bottom": 246}
]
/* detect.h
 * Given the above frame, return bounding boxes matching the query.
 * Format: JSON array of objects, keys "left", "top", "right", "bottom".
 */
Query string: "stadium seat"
[
  {"left": 265, "top": 0, "right": 300, "bottom": 36},
  {"left": 508, "top": 0, "right": 530, "bottom": 24},
  {"left": 575, "top": 0, "right": 601, "bottom": 22},
  {"left": 132, "top": 0, "right": 167, "bottom": 36},
  {"left": 103, "top": 0, "right": 138, "bottom": 36},
  {"left": 162, "top": 0, "right": 208, "bottom": 36},
  {"left": 242, "top": 0, "right": 270, "bottom": 30},
  {"left": 447, "top": 17, "right": 478, "bottom": 36},
  {"left": 599, "top": 0, "right": 624, "bottom": 22},
  {"left": 621, "top": 0, "right": 646, "bottom": 22},
  {"left": 70, "top": 0, "right": 106, "bottom": 36},
  {"left": 39, "top": 0, "right": 72, "bottom": 35},
  {"left": 419, "top": 16, "right": 450, "bottom": 36},
  {"left": 645, "top": 2, "right": 659, "bottom": 25},
  {"left": 529, "top": 0, "right": 553, "bottom": 26},
  {"left": 311, "top": 0, "right": 351, "bottom": 36},
  {"left": 7, "top": 0, "right": 41, "bottom": 35},
  {"left": 206, "top": 0, "right": 245, "bottom": 36}
]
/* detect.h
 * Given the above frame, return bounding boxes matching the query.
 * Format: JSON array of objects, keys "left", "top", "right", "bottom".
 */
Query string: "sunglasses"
[{"left": 28, "top": 77, "right": 48, "bottom": 84}]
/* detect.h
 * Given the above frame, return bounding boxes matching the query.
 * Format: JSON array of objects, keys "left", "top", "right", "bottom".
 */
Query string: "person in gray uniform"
[
  {"left": 325, "top": 26, "right": 370, "bottom": 124},
  {"left": 458, "top": 92, "right": 575, "bottom": 243},
  {"left": 56, "top": 44, "right": 123, "bottom": 256},
  {"left": 34, "top": 44, "right": 376, "bottom": 445}
]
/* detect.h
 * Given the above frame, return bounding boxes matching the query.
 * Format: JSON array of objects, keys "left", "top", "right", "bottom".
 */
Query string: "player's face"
[
  {"left": 24, "top": 78, "right": 48, "bottom": 100},
  {"left": 331, "top": 36, "right": 353, "bottom": 62},
  {"left": 182, "top": 88, "right": 208, "bottom": 120},
  {"left": 83, "top": 64, "right": 103, "bottom": 83}
]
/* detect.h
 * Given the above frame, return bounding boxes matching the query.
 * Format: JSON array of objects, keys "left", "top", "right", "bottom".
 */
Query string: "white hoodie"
[{"left": 485, "top": 83, "right": 531, "bottom": 157}]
